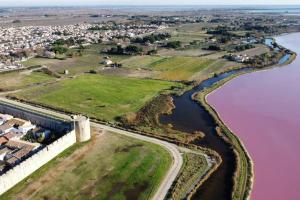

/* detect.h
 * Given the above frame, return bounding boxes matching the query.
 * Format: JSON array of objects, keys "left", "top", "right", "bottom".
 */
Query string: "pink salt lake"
[{"left": 207, "top": 33, "right": 300, "bottom": 200}]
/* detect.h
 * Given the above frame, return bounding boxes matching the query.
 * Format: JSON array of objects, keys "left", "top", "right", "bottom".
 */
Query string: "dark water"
[
  {"left": 159, "top": 38, "right": 290, "bottom": 199},
  {"left": 160, "top": 68, "right": 251, "bottom": 200}
]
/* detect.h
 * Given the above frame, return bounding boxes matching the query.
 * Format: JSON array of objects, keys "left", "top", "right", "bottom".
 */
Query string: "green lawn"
[
  {"left": 12, "top": 74, "right": 179, "bottom": 121},
  {"left": 2, "top": 132, "right": 172, "bottom": 200}
]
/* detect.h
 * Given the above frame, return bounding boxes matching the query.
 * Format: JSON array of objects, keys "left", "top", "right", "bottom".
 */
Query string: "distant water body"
[
  {"left": 207, "top": 32, "right": 300, "bottom": 200},
  {"left": 2, "top": 5, "right": 300, "bottom": 13},
  {"left": 91, "top": 5, "right": 300, "bottom": 13}
]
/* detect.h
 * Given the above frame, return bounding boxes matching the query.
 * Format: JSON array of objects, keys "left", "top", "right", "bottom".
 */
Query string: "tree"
[
  {"left": 165, "top": 41, "right": 181, "bottom": 49},
  {"left": 52, "top": 46, "right": 68, "bottom": 54},
  {"left": 125, "top": 45, "right": 143, "bottom": 54},
  {"left": 147, "top": 49, "right": 157, "bottom": 55},
  {"left": 132, "top": 33, "right": 171, "bottom": 44},
  {"left": 207, "top": 45, "right": 221, "bottom": 51}
]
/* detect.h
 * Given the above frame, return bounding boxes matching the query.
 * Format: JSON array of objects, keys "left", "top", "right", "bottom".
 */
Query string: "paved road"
[
  {"left": 92, "top": 123, "right": 183, "bottom": 200},
  {"left": 0, "top": 98, "right": 183, "bottom": 200}
]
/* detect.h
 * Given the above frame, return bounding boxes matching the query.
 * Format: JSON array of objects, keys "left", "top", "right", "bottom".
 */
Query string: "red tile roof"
[{"left": 0, "top": 137, "right": 8, "bottom": 145}]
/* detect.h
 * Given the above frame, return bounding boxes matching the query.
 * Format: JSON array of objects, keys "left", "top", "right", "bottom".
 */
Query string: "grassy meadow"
[
  {"left": 119, "top": 55, "right": 239, "bottom": 81},
  {"left": 11, "top": 74, "right": 180, "bottom": 121},
  {"left": 149, "top": 57, "right": 215, "bottom": 80},
  {"left": 2, "top": 131, "right": 171, "bottom": 200},
  {"left": 0, "top": 71, "right": 56, "bottom": 91},
  {"left": 120, "top": 55, "right": 164, "bottom": 69},
  {"left": 162, "top": 23, "right": 211, "bottom": 44}
]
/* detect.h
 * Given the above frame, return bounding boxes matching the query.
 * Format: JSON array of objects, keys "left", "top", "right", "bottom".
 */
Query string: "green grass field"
[
  {"left": 119, "top": 55, "right": 238, "bottom": 81},
  {"left": 120, "top": 55, "right": 164, "bottom": 69},
  {"left": 149, "top": 57, "right": 214, "bottom": 81},
  {"left": 12, "top": 74, "right": 179, "bottom": 121},
  {"left": 0, "top": 71, "right": 56, "bottom": 91},
  {"left": 162, "top": 23, "right": 211, "bottom": 44},
  {"left": 2, "top": 132, "right": 172, "bottom": 200}
]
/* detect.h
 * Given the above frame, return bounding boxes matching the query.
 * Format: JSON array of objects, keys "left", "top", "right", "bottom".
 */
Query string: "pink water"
[{"left": 207, "top": 33, "right": 300, "bottom": 200}]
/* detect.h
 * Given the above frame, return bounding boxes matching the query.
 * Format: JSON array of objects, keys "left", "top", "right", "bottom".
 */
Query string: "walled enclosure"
[{"left": 0, "top": 99, "right": 90, "bottom": 195}]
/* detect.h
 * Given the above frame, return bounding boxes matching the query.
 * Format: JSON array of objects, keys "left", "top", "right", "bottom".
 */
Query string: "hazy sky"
[{"left": 0, "top": 0, "right": 299, "bottom": 6}]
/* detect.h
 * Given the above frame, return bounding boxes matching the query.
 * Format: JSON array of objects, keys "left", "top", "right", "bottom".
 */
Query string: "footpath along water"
[{"left": 207, "top": 32, "right": 300, "bottom": 200}]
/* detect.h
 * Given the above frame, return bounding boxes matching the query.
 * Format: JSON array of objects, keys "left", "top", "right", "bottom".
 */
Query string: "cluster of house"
[
  {"left": 0, "top": 113, "right": 50, "bottom": 171},
  {"left": 232, "top": 54, "right": 250, "bottom": 63},
  {"left": 101, "top": 24, "right": 166, "bottom": 41},
  {"left": 0, "top": 23, "right": 165, "bottom": 72}
]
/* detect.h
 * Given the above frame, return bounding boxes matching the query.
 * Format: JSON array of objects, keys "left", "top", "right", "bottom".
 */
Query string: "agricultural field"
[
  {"left": 119, "top": 55, "right": 240, "bottom": 81},
  {"left": 2, "top": 130, "right": 172, "bottom": 200},
  {"left": 149, "top": 57, "right": 215, "bottom": 81},
  {"left": 11, "top": 74, "right": 180, "bottom": 121},
  {"left": 0, "top": 70, "right": 56, "bottom": 91},
  {"left": 163, "top": 23, "right": 211, "bottom": 44},
  {"left": 190, "top": 59, "right": 242, "bottom": 81},
  {"left": 157, "top": 48, "right": 212, "bottom": 57},
  {"left": 148, "top": 56, "right": 239, "bottom": 81}
]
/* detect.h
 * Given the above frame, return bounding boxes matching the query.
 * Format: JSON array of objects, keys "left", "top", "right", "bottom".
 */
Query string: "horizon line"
[{"left": 1, "top": 4, "right": 300, "bottom": 7}]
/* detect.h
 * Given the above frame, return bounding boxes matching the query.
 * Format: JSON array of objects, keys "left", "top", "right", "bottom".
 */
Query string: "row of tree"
[
  {"left": 132, "top": 33, "right": 171, "bottom": 44},
  {"left": 106, "top": 45, "right": 143, "bottom": 55}
]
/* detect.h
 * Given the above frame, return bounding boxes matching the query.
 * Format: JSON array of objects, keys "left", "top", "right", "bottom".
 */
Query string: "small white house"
[
  {"left": 101, "top": 59, "right": 113, "bottom": 66},
  {"left": 18, "top": 124, "right": 36, "bottom": 134},
  {"left": 0, "top": 114, "right": 13, "bottom": 122}
]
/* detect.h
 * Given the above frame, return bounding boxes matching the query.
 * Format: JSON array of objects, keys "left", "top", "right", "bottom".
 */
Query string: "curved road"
[
  {"left": 0, "top": 97, "right": 185, "bottom": 200},
  {"left": 0, "top": 98, "right": 183, "bottom": 200},
  {"left": 92, "top": 123, "right": 183, "bottom": 200}
]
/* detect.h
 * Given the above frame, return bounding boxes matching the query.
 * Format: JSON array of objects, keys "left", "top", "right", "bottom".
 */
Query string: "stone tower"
[{"left": 73, "top": 115, "right": 91, "bottom": 142}]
